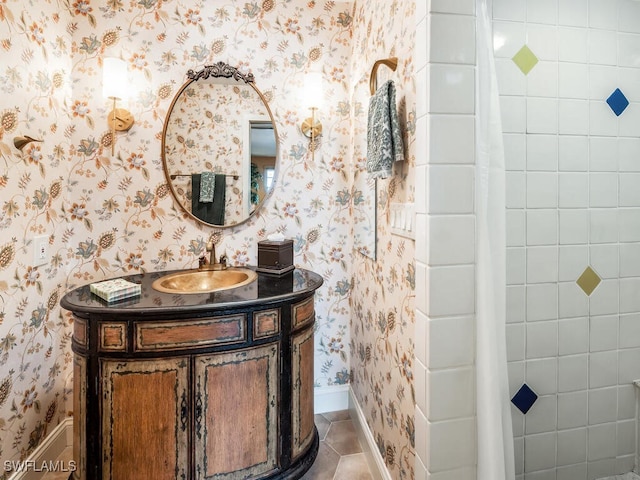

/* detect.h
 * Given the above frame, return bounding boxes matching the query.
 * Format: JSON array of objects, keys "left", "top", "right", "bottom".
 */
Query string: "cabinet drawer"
[
  {"left": 134, "top": 315, "right": 246, "bottom": 351},
  {"left": 253, "top": 308, "right": 280, "bottom": 339},
  {"left": 73, "top": 317, "right": 87, "bottom": 347},
  {"left": 100, "top": 322, "right": 128, "bottom": 351},
  {"left": 292, "top": 296, "right": 314, "bottom": 329}
]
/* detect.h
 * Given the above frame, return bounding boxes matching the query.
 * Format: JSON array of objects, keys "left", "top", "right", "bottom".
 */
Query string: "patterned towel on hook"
[{"left": 366, "top": 80, "right": 404, "bottom": 179}]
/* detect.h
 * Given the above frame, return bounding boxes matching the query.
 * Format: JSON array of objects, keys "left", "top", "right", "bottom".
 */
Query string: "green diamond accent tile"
[
  {"left": 512, "top": 45, "right": 539, "bottom": 75},
  {"left": 576, "top": 266, "right": 601, "bottom": 296}
]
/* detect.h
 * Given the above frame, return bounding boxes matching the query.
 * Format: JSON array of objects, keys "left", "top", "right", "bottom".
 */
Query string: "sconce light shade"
[
  {"left": 102, "top": 57, "right": 129, "bottom": 100},
  {"left": 301, "top": 72, "right": 323, "bottom": 110}
]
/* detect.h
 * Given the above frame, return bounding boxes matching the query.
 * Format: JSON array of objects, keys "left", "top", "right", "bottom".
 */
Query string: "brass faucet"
[
  {"left": 206, "top": 237, "right": 216, "bottom": 265},
  {"left": 199, "top": 235, "right": 227, "bottom": 271}
]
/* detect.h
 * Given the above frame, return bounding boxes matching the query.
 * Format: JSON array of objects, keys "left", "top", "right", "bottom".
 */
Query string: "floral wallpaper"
[
  {"left": 349, "top": 1, "right": 417, "bottom": 479},
  {"left": 0, "top": 0, "right": 73, "bottom": 474},
  {"left": 0, "top": 0, "right": 416, "bottom": 478}
]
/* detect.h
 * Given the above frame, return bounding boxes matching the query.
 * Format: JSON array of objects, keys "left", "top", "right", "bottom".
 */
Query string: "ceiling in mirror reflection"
[{"left": 251, "top": 123, "right": 276, "bottom": 157}]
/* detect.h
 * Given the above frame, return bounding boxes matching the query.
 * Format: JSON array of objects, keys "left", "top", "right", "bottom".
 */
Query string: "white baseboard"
[
  {"left": 7, "top": 417, "right": 73, "bottom": 480},
  {"left": 314, "top": 384, "right": 350, "bottom": 413},
  {"left": 349, "top": 387, "right": 392, "bottom": 480}
]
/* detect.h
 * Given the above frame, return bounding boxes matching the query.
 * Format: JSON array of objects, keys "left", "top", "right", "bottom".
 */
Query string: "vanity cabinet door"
[
  {"left": 193, "top": 344, "right": 279, "bottom": 480},
  {"left": 72, "top": 356, "right": 87, "bottom": 480},
  {"left": 291, "top": 326, "right": 315, "bottom": 460},
  {"left": 101, "top": 358, "right": 190, "bottom": 480}
]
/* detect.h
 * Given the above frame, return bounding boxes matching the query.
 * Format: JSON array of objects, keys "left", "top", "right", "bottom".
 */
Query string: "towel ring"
[{"left": 369, "top": 57, "right": 398, "bottom": 95}]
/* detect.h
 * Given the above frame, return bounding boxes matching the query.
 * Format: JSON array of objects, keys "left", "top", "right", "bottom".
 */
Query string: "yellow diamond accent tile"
[
  {"left": 576, "top": 266, "right": 601, "bottom": 296},
  {"left": 512, "top": 45, "right": 539, "bottom": 75}
]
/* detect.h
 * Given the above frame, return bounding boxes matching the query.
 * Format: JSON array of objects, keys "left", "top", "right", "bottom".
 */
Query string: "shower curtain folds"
[{"left": 475, "top": 1, "right": 515, "bottom": 479}]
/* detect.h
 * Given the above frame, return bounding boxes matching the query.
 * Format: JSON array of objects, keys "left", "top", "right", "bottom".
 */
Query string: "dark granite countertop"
[{"left": 60, "top": 267, "right": 323, "bottom": 318}]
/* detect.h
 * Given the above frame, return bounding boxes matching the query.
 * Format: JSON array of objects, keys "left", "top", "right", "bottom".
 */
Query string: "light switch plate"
[
  {"left": 33, "top": 235, "right": 49, "bottom": 267},
  {"left": 390, "top": 203, "right": 415, "bottom": 240}
]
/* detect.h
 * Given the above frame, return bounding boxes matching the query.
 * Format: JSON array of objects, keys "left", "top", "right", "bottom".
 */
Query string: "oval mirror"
[{"left": 161, "top": 62, "right": 278, "bottom": 227}]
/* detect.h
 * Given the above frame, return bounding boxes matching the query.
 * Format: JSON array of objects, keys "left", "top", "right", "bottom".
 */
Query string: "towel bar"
[
  {"left": 170, "top": 173, "right": 239, "bottom": 180},
  {"left": 369, "top": 57, "right": 398, "bottom": 95}
]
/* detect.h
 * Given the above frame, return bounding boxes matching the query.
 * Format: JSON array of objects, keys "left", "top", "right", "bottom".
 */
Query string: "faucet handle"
[
  {"left": 219, "top": 254, "right": 228, "bottom": 265},
  {"left": 209, "top": 231, "right": 222, "bottom": 245}
]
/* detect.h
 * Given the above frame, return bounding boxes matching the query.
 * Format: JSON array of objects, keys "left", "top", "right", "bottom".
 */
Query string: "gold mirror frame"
[{"left": 161, "top": 62, "right": 279, "bottom": 228}]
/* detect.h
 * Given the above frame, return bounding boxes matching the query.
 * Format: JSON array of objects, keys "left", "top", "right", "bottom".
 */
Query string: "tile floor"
[
  {"left": 302, "top": 410, "right": 373, "bottom": 480},
  {"left": 41, "top": 410, "right": 372, "bottom": 480}
]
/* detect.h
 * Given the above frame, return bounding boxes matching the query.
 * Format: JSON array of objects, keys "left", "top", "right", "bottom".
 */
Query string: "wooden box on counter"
[{"left": 257, "top": 239, "right": 294, "bottom": 275}]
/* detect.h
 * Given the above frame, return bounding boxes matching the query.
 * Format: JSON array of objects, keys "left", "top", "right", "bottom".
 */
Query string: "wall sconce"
[
  {"left": 102, "top": 57, "right": 134, "bottom": 156},
  {"left": 13, "top": 135, "right": 42, "bottom": 151},
  {"left": 300, "top": 72, "right": 323, "bottom": 161}
]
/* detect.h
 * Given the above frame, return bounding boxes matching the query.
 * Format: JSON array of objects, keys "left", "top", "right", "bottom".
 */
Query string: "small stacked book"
[{"left": 90, "top": 278, "right": 141, "bottom": 303}]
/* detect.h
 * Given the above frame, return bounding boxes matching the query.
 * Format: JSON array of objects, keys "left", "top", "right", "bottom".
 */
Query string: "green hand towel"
[{"left": 191, "top": 174, "right": 225, "bottom": 225}]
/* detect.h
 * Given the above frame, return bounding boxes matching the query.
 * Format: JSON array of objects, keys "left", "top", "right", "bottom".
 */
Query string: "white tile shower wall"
[
  {"left": 414, "top": 5, "right": 429, "bottom": 479},
  {"left": 414, "top": 1, "right": 477, "bottom": 479},
  {"left": 496, "top": 0, "right": 640, "bottom": 477}
]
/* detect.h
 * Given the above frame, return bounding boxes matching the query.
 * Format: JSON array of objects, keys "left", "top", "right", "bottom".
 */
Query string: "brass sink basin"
[{"left": 152, "top": 268, "right": 257, "bottom": 294}]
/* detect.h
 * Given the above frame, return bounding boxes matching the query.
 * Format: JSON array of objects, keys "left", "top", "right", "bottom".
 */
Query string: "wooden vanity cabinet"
[{"left": 63, "top": 271, "right": 321, "bottom": 480}]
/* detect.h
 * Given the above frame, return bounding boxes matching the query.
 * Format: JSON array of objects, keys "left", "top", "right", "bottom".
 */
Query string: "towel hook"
[{"left": 369, "top": 57, "right": 398, "bottom": 95}]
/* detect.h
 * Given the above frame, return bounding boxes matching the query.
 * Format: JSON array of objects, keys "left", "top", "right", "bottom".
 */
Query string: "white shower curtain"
[{"left": 475, "top": 0, "right": 515, "bottom": 479}]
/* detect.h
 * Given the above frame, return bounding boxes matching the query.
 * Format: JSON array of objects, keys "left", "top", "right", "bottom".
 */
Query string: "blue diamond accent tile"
[
  {"left": 607, "top": 88, "right": 629, "bottom": 116},
  {"left": 511, "top": 383, "right": 538, "bottom": 414}
]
